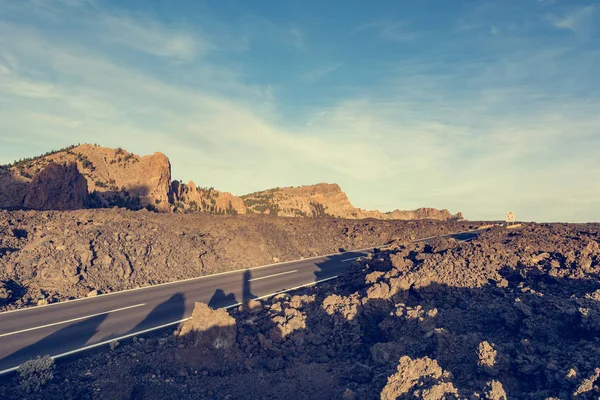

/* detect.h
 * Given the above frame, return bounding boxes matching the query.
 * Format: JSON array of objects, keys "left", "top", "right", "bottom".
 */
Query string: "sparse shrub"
[
  {"left": 115, "top": 147, "right": 125, "bottom": 155},
  {"left": 225, "top": 200, "right": 238, "bottom": 215},
  {"left": 81, "top": 158, "right": 92, "bottom": 169},
  {"left": 95, "top": 180, "right": 108, "bottom": 188},
  {"left": 17, "top": 355, "right": 55, "bottom": 393},
  {"left": 310, "top": 202, "right": 329, "bottom": 217},
  {"left": 155, "top": 199, "right": 162, "bottom": 205},
  {"left": 109, "top": 340, "right": 119, "bottom": 350}
]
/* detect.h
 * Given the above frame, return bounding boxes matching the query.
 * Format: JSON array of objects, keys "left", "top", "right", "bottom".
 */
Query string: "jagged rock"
[
  {"left": 380, "top": 356, "right": 456, "bottom": 400},
  {"left": 23, "top": 162, "right": 88, "bottom": 210},
  {"left": 478, "top": 341, "right": 498, "bottom": 375},
  {"left": 483, "top": 380, "right": 507, "bottom": 400},
  {"left": 242, "top": 299, "right": 263, "bottom": 313},
  {"left": 178, "top": 302, "right": 237, "bottom": 351},
  {"left": 342, "top": 388, "right": 357, "bottom": 400},
  {"left": 573, "top": 368, "right": 600, "bottom": 397}
]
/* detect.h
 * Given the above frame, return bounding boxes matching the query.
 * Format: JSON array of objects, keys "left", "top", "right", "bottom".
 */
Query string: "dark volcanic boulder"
[{"left": 23, "top": 162, "right": 88, "bottom": 210}]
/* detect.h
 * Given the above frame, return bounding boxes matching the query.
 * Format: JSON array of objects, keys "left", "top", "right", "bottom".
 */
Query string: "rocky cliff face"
[
  {"left": 2, "top": 144, "right": 171, "bottom": 212},
  {"left": 241, "top": 183, "right": 462, "bottom": 221},
  {"left": 23, "top": 162, "right": 88, "bottom": 210},
  {"left": 170, "top": 181, "right": 246, "bottom": 215},
  {"left": 0, "top": 168, "right": 29, "bottom": 209}
]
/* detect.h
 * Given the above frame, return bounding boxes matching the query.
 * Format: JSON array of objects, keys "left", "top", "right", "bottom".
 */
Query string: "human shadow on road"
[
  {"left": 121, "top": 293, "right": 186, "bottom": 339},
  {"left": 242, "top": 269, "right": 257, "bottom": 301},
  {"left": 0, "top": 313, "right": 108, "bottom": 370},
  {"left": 208, "top": 289, "right": 237, "bottom": 309},
  {"left": 207, "top": 269, "right": 256, "bottom": 310}
]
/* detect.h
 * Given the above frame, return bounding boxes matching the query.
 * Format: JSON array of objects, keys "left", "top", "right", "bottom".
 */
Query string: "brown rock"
[
  {"left": 483, "top": 380, "right": 507, "bottom": 400},
  {"left": 573, "top": 368, "right": 600, "bottom": 397},
  {"left": 178, "top": 302, "right": 237, "bottom": 350},
  {"left": 380, "top": 356, "right": 455, "bottom": 400},
  {"left": 477, "top": 341, "right": 498, "bottom": 375},
  {"left": 342, "top": 388, "right": 357, "bottom": 400},
  {"left": 23, "top": 162, "right": 88, "bottom": 210}
]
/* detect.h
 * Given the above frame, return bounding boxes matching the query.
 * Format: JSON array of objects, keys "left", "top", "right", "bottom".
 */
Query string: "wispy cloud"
[
  {"left": 551, "top": 5, "right": 595, "bottom": 35},
  {"left": 300, "top": 63, "right": 342, "bottom": 82},
  {"left": 288, "top": 28, "right": 305, "bottom": 48},
  {"left": 98, "top": 14, "right": 210, "bottom": 61},
  {"left": 354, "top": 21, "right": 417, "bottom": 42}
]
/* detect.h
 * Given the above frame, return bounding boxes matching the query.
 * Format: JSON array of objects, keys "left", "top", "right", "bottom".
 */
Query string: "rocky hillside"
[
  {"left": 242, "top": 183, "right": 462, "bottom": 221},
  {"left": 1, "top": 145, "right": 463, "bottom": 220},
  {"left": 0, "top": 209, "right": 473, "bottom": 310},
  {"left": 1, "top": 144, "right": 171, "bottom": 212},
  {"left": 3, "top": 223, "right": 600, "bottom": 399}
]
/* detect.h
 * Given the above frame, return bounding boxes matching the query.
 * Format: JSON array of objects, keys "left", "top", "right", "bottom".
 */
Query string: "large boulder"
[
  {"left": 23, "top": 162, "right": 88, "bottom": 210},
  {"left": 178, "top": 302, "right": 237, "bottom": 351},
  {"left": 380, "top": 356, "right": 458, "bottom": 400}
]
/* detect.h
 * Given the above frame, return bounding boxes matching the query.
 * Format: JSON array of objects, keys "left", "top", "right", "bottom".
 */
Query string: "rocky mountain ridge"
[
  {"left": 241, "top": 183, "right": 463, "bottom": 221},
  {"left": 1, "top": 145, "right": 463, "bottom": 221}
]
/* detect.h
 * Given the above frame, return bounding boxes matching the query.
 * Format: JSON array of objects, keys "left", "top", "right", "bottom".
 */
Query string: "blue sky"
[{"left": 0, "top": 0, "right": 599, "bottom": 221}]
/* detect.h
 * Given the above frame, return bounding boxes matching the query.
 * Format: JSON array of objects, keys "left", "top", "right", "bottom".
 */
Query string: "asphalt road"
[{"left": 0, "top": 229, "right": 482, "bottom": 374}]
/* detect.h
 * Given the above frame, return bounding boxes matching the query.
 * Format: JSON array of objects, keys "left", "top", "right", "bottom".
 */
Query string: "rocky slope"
[
  {"left": 242, "top": 183, "right": 462, "bottom": 221},
  {"left": 2, "top": 223, "right": 600, "bottom": 399},
  {"left": 0, "top": 209, "right": 473, "bottom": 311}
]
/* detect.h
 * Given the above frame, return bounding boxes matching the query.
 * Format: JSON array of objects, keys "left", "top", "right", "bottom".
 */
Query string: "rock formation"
[
  {"left": 169, "top": 180, "right": 246, "bottom": 215},
  {"left": 386, "top": 208, "right": 463, "bottom": 221},
  {"left": 2, "top": 144, "right": 171, "bottom": 212},
  {"left": 241, "top": 183, "right": 462, "bottom": 221},
  {"left": 23, "top": 162, "right": 88, "bottom": 210}
]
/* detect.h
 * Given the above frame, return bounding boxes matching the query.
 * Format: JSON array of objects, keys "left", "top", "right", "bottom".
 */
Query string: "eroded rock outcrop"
[
  {"left": 241, "top": 183, "right": 462, "bottom": 220},
  {"left": 169, "top": 180, "right": 246, "bottom": 214},
  {"left": 4, "top": 145, "right": 171, "bottom": 212},
  {"left": 23, "top": 162, "right": 88, "bottom": 210}
]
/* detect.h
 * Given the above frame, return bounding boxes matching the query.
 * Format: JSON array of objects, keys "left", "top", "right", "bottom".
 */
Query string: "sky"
[{"left": 0, "top": 0, "right": 599, "bottom": 222}]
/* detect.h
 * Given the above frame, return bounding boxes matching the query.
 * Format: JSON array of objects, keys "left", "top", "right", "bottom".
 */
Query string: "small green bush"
[{"left": 17, "top": 355, "right": 55, "bottom": 393}]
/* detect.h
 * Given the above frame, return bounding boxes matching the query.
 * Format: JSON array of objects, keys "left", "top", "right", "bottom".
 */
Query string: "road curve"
[{"left": 0, "top": 229, "right": 483, "bottom": 374}]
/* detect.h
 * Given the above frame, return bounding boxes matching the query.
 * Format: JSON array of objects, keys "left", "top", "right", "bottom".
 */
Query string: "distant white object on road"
[{"left": 505, "top": 212, "right": 516, "bottom": 226}]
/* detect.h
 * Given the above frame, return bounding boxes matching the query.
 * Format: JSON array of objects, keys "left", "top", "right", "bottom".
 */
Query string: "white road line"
[
  {"left": 0, "top": 276, "right": 339, "bottom": 376},
  {"left": 341, "top": 256, "right": 360, "bottom": 262},
  {"left": 0, "top": 303, "right": 146, "bottom": 338},
  {"left": 248, "top": 270, "right": 298, "bottom": 282}
]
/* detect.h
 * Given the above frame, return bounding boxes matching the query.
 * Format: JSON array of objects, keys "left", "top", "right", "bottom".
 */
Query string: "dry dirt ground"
[
  {"left": 0, "top": 209, "right": 473, "bottom": 311},
  {"left": 1, "top": 223, "right": 600, "bottom": 399}
]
